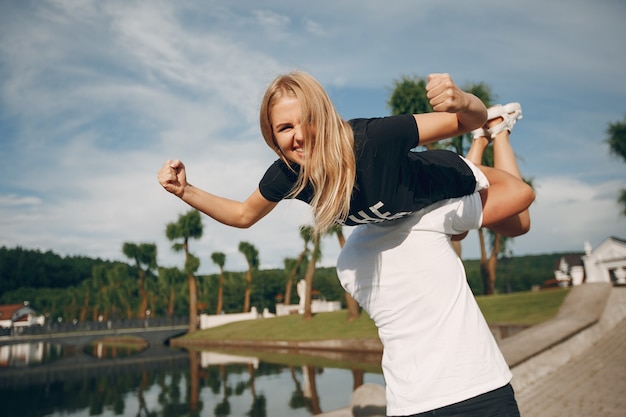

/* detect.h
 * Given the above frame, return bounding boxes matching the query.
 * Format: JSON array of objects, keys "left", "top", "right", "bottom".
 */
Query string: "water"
[{"left": 0, "top": 342, "right": 384, "bottom": 417}]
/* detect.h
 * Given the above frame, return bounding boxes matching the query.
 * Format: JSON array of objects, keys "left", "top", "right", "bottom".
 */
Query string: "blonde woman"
[{"left": 159, "top": 71, "right": 500, "bottom": 234}]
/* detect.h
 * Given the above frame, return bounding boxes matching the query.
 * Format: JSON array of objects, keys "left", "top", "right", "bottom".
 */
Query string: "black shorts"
[{"left": 402, "top": 384, "right": 520, "bottom": 417}]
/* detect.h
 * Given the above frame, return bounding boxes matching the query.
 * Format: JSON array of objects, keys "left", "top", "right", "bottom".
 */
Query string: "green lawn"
[
  {"left": 182, "top": 288, "right": 569, "bottom": 342},
  {"left": 476, "top": 288, "right": 569, "bottom": 325}
]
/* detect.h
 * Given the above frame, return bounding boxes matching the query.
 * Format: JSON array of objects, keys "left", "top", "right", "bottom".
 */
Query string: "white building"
[
  {"left": 582, "top": 236, "right": 626, "bottom": 285},
  {"left": 554, "top": 237, "right": 626, "bottom": 286},
  {"left": 0, "top": 302, "right": 43, "bottom": 329}
]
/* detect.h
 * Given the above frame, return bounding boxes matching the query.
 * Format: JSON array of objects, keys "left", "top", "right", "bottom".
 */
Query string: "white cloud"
[{"left": 0, "top": 194, "right": 42, "bottom": 207}]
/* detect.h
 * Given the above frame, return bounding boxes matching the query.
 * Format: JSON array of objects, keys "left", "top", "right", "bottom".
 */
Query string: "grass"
[
  {"left": 182, "top": 288, "right": 570, "bottom": 342},
  {"left": 91, "top": 335, "right": 149, "bottom": 348},
  {"left": 184, "top": 309, "right": 379, "bottom": 341},
  {"left": 476, "top": 288, "right": 569, "bottom": 325}
]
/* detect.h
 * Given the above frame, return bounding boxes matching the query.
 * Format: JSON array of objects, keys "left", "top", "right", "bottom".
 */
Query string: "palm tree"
[
  {"left": 122, "top": 242, "right": 157, "bottom": 319},
  {"left": 281, "top": 257, "right": 298, "bottom": 305},
  {"left": 90, "top": 265, "right": 109, "bottom": 321},
  {"left": 78, "top": 278, "right": 91, "bottom": 322},
  {"left": 238, "top": 241, "right": 259, "bottom": 313},
  {"left": 166, "top": 209, "right": 204, "bottom": 333},
  {"left": 158, "top": 266, "right": 183, "bottom": 317},
  {"left": 327, "top": 224, "right": 360, "bottom": 322},
  {"left": 302, "top": 228, "right": 322, "bottom": 320},
  {"left": 211, "top": 252, "right": 226, "bottom": 314},
  {"left": 105, "top": 263, "right": 134, "bottom": 319},
  {"left": 284, "top": 226, "right": 312, "bottom": 305}
]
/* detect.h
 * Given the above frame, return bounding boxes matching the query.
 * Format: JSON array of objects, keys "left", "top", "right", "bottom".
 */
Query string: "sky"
[{"left": 1, "top": 0, "right": 625, "bottom": 275}]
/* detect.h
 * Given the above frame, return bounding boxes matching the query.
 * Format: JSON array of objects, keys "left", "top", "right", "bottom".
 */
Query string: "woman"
[{"left": 159, "top": 71, "right": 510, "bottom": 234}]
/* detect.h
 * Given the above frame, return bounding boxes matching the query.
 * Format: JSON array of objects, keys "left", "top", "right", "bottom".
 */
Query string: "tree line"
[{"left": 0, "top": 242, "right": 572, "bottom": 324}]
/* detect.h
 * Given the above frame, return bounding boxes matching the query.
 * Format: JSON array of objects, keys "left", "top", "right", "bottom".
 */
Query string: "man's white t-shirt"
[{"left": 336, "top": 175, "right": 512, "bottom": 416}]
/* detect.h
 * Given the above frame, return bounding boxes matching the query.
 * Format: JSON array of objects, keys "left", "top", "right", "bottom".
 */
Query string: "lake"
[{"left": 0, "top": 341, "right": 385, "bottom": 417}]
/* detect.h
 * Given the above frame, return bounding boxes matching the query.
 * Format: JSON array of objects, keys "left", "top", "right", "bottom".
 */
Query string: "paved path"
[{"left": 515, "top": 317, "right": 626, "bottom": 416}]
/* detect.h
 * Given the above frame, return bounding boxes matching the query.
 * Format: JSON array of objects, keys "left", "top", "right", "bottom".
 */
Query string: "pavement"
[
  {"left": 515, "top": 316, "right": 626, "bottom": 416},
  {"left": 512, "top": 284, "right": 626, "bottom": 416},
  {"left": 318, "top": 284, "right": 626, "bottom": 417}
]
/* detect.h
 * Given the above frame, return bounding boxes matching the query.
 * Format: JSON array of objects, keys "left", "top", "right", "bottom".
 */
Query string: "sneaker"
[
  {"left": 487, "top": 102, "right": 522, "bottom": 136},
  {"left": 471, "top": 127, "right": 490, "bottom": 141}
]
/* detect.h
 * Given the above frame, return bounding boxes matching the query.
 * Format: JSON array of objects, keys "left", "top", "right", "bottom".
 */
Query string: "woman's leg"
[{"left": 467, "top": 104, "right": 533, "bottom": 236}]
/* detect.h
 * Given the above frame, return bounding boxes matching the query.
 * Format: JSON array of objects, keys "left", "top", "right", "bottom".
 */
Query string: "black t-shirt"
[{"left": 259, "top": 114, "right": 476, "bottom": 226}]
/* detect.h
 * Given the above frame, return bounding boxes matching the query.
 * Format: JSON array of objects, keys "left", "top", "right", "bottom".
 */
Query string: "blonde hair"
[{"left": 260, "top": 71, "right": 356, "bottom": 237}]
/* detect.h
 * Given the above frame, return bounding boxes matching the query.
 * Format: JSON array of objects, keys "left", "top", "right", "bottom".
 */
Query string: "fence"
[{"left": 0, "top": 316, "right": 188, "bottom": 338}]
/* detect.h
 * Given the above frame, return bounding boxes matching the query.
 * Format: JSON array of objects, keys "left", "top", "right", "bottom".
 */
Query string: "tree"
[
  {"left": 122, "top": 242, "right": 157, "bottom": 319},
  {"left": 284, "top": 226, "right": 312, "bottom": 306},
  {"left": 327, "top": 224, "right": 360, "bottom": 321},
  {"left": 388, "top": 76, "right": 430, "bottom": 119},
  {"left": 106, "top": 263, "right": 134, "bottom": 319},
  {"left": 281, "top": 257, "right": 298, "bottom": 305},
  {"left": 606, "top": 116, "right": 626, "bottom": 216},
  {"left": 238, "top": 241, "right": 259, "bottom": 313},
  {"left": 90, "top": 265, "right": 109, "bottom": 320},
  {"left": 166, "top": 210, "right": 203, "bottom": 333},
  {"left": 211, "top": 252, "right": 226, "bottom": 314},
  {"left": 302, "top": 226, "right": 322, "bottom": 320},
  {"left": 158, "top": 266, "right": 184, "bottom": 317}
]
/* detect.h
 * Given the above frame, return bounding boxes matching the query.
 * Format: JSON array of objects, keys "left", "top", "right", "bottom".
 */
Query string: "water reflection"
[
  {"left": 83, "top": 336, "right": 149, "bottom": 359},
  {"left": 0, "top": 342, "right": 65, "bottom": 367},
  {"left": 0, "top": 346, "right": 384, "bottom": 417}
]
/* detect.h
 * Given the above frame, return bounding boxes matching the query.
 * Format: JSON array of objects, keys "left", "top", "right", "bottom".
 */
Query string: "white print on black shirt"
[{"left": 346, "top": 201, "right": 411, "bottom": 224}]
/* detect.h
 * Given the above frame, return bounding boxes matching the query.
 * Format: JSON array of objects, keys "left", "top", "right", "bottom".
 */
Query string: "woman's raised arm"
[
  {"left": 413, "top": 73, "right": 488, "bottom": 145},
  {"left": 158, "top": 159, "right": 278, "bottom": 228}
]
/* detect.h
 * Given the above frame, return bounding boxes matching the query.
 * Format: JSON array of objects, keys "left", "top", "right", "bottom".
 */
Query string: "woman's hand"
[
  {"left": 158, "top": 159, "right": 187, "bottom": 198},
  {"left": 426, "top": 73, "right": 471, "bottom": 113}
]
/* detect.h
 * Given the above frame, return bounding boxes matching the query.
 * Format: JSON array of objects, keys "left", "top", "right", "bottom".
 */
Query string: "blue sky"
[{"left": 1, "top": 0, "right": 625, "bottom": 274}]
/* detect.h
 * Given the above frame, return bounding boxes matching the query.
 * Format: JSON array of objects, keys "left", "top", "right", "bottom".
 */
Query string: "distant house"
[
  {"left": 583, "top": 236, "right": 626, "bottom": 285},
  {"left": 0, "top": 302, "right": 43, "bottom": 329},
  {"left": 551, "top": 237, "right": 626, "bottom": 287},
  {"left": 552, "top": 254, "right": 585, "bottom": 287}
]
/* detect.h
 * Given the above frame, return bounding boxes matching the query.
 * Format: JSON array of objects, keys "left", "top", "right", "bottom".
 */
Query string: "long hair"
[{"left": 260, "top": 71, "right": 356, "bottom": 237}]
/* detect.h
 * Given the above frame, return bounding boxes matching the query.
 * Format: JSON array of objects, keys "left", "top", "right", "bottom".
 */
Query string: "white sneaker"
[
  {"left": 487, "top": 102, "right": 523, "bottom": 136},
  {"left": 471, "top": 127, "right": 490, "bottom": 140}
]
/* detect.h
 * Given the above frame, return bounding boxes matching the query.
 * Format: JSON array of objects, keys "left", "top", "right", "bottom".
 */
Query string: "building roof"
[
  {"left": 0, "top": 303, "right": 36, "bottom": 322},
  {"left": 554, "top": 254, "right": 584, "bottom": 270}
]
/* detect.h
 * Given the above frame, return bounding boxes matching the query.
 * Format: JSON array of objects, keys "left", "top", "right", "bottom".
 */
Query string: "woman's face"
[{"left": 270, "top": 96, "right": 313, "bottom": 165}]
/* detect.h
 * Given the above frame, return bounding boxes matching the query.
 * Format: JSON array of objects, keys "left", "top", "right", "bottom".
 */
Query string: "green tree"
[
  {"left": 122, "top": 242, "right": 157, "bottom": 319},
  {"left": 166, "top": 210, "right": 204, "bottom": 333},
  {"left": 284, "top": 226, "right": 312, "bottom": 306},
  {"left": 91, "top": 265, "right": 109, "bottom": 320},
  {"left": 211, "top": 252, "right": 227, "bottom": 314},
  {"left": 302, "top": 225, "right": 322, "bottom": 320},
  {"left": 78, "top": 278, "right": 92, "bottom": 322},
  {"left": 327, "top": 224, "right": 360, "bottom": 321},
  {"left": 606, "top": 116, "right": 626, "bottom": 215},
  {"left": 106, "top": 263, "right": 134, "bottom": 319},
  {"left": 158, "top": 266, "right": 184, "bottom": 317},
  {"left": 388, "top": 76, "right": 430, "bottom": 119},
  {"left": 238, "top": 241, "right": 259, "bottom": 313}
]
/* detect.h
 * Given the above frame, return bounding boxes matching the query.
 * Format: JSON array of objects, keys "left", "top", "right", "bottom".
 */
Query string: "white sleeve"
[
  {"left": 414, "top": 193, "right": 483, "bottom": 235},
  {"left": 460, "top": 156, "right": 489, "bottom": 192},
  {"left": 450, "top": 192, "right": 483, "bottom": 233}
]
